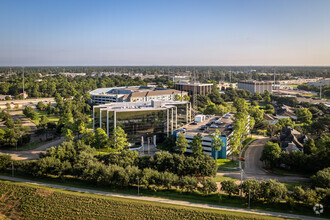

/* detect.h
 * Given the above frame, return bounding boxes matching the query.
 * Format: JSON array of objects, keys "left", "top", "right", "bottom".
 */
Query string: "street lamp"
[{"left": 136, "top": 177, "right": 140, "bottom": 196}]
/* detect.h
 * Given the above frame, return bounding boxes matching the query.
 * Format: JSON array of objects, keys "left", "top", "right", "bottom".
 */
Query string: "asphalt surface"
[
  {"left": 0, "top": 137, "right": 65, "bottom": 160},
  {"left": 0, "top": 175, "right": 325, "bottom": 220},
  {"left": 218, "top": 136, "right": 309, "bottom": 183}
]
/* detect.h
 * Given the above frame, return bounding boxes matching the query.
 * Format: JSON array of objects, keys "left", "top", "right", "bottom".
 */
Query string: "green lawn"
[
  {"left": 270, "top": 168, "right": 311, "bottom": 178},
  {"left": 287, "top": 84, "right": 298, "bottom": 88},
  {"left": 31, "top": 110, "right": 60, "bottom": 125},
  {"left": 217, "top": 159, "right": 239, "bottom": 171},
  {"left": 213, "top": 175, "right": 238, "bottom": 182}
]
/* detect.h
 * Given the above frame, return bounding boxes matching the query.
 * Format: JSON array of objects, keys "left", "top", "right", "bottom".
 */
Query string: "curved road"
[
  {"left": 0, "top": 137, "right": 66, "bottom": 160},
  {"left": 219, "top": 136, "right": 309, "bottom": 183},
  {"left": 0, "top": 175, "right": 324, "bottom": 220}
]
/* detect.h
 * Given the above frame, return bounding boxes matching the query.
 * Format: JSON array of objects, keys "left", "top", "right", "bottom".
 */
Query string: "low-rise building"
[
  {"left": 238, "top": 80, "right": 273, "bottom": 94},
  {"left": 280, "top": 127, "right": 307, "bottom": 152},
  {"left": 93, "top": 100, "right": 192, "bottom": 144},
  {"left": 90, "top": 86, "right": 187, "bottom": 104},
  {"left": 308, "top": 78, "right": 330, "bottom": 87},
  {"left": 175, "top": 82, "right": 213, "bottom": 96}
]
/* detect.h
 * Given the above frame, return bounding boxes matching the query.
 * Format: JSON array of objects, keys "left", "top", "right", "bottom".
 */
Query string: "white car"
[{"left": 210, "top": 124, "right": 218, "bottom": 128}]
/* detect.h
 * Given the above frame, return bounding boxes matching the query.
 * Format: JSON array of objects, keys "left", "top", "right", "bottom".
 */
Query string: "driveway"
[
  {"left": 0, "top": 137, "right": 66, "bottom": 160},
  {"left": 218, "top": 136, "right": 309, "bottom": 183}
]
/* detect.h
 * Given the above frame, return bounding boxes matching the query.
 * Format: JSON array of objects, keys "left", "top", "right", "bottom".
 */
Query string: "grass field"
[
  {"left": 0, "top": 171, "right": 323, "bottom": 218},
  {"left": 217, "top": 159, "right": 239, "bottom": 171},
  {"left": 31, "top": 110, "right": 59, "bottom": 125},
  {"left": 0, "top": 180, "right": 284, "bottom": 220}
]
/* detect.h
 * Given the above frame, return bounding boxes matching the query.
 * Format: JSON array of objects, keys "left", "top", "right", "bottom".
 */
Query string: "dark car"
[
  {"left": 206, "top": 123, "right": 212, "bottom": 126},
  {"left": 214, "top": 117, "right": 220, "bottom": 120},
  {"left": 190, "top": 122, "right": 198, "bottom": 125}
]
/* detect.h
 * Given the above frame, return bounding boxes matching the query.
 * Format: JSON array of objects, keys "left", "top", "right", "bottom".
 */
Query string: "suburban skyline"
[{"left": 1, "top": 0, "right": 330, "bottom": 66}]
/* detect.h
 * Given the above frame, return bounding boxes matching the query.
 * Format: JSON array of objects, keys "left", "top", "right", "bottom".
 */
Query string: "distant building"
[
  {"left": 175, "top": 82, "right": 213, "bottom": 96},
  {"left": 90, "top": 86, "right": 187, "bottom": 104},
  {"left": 60, "top": 72, "right": 86, "bottom": 77},
  {"left": 308, "top": 78, "right": 330, "bottom": 87},
  {"left": 238, "top": 81, "right": 273, "bottom": 94},
  {"left": 169, "top": 75, "right": 190, "bottom": 82},
  {"left": 93, "top": 100, "right": 192, "bottom": 144}
]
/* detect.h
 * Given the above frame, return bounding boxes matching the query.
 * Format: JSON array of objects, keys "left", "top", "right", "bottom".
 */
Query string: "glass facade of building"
[{"left": 93, "top": 101, "right": 191, "bottom": 145}]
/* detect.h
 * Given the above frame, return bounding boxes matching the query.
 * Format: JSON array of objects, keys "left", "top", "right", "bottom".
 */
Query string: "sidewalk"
[{"left": 0, "top": 175, "right": 325, "bottom": 220}]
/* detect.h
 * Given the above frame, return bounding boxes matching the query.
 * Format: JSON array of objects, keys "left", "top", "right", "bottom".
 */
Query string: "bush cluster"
[{"left": 19, "top": 141, "right": 217, "bottom": 194}]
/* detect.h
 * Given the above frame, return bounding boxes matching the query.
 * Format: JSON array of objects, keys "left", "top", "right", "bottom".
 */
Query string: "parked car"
[
  {"left": 190, "top": 122, "right": 198, "bottom": 125},
  {"left": 214, "top": 117, "right": 220, "bottom": 120},
  {"left": 223, "top": 116, "right": 229, "bottom": 119},
  {"left": 210, "top": 124, "right": 218, "bottom": 128},
  {"left": 206, "top": 123, "right": 212, "bottom": 126},
  {"left": 215, "top": 121, "right": 223, "bottom": 125}
]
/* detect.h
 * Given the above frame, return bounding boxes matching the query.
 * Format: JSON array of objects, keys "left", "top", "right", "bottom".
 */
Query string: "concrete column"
[
  {"left": 114, "top": 111, "right": 116, "bottom": 131},
  {"left": 99, "top": 109, "right": 102, "bottom": 128},
  {"left": 171, "top": 108, "right": 174, "bottom": 133},
  {"left": 167, "top": 109, "right": 169, "bottom": 137},
  {"left": 186, "top": 103, "right": 188, "bottom": 124},
  {"left": 175, "top": 106, "right": 178, "bottom": 129},
  {"left": 107, "top": 111, "right": 109, "bottom": 137},
  {"left": 93, "top": 107, "right": 95, "bottom": 131}
]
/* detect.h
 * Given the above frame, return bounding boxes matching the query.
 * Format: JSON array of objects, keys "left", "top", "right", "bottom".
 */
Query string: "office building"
[
  {"left": 238, "top": 80, "right": 273, "bottom": 94},
  {"left": 175, "top": 82, "right": 213, "bottom": 96},
  {"left": 93, "top": 100, "right": 192, "bottom": 144},
  {"left": 90, "top": 86, "right": 187, "bottom": 104}
]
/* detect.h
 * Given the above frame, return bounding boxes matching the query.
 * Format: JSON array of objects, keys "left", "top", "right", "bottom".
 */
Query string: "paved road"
[
  {"left": 218, "top": 137, "right": 309, "bottom": 183},
  {"left": 0, "top": 175, "right": 324, "bottom": 220},
  {"left": 0, "top": 137, "right": 65, "bottom": 160}
]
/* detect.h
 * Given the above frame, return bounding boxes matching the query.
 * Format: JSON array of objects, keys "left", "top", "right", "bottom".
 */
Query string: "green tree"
[
  {"left": 174, "top": 94, "right": 183, "bottom": 101},
  {"left": 252, "top": 92, "right": 262, "bottom": 100},
  {"left": 110, "top": 126, "right": 129, "bottom": 151},
  {"left": 62, "top": 128, "right": 74, "bottom": 141},
  {"left": 262, "top": 180, "right": 287, "bottom": 203},
  {"left": 311, "top": 167, "right": 330, "bottom": 188},
  {"left": 5, "top": 103, "right": 11, "bottom": 110},
  {"left": 211, "top": 129, "right": 224, "bottom": 160},
  {"left": 221, "top": 180, "right": 239, "bottom": 197},
  {"left": 261, "top": 141, "right": 281, "bottom": 168},
  {"left": 263, "top": 90, "right": 271, "bottom": 103},
  {"left": 175, "top": 133, "right": 188, "bottom": 154},
  {"left": 78, "top": 121, "right": 86, "bottom": 138},
  {"left": 233, "top": 98, "right": 248, "bottom": 113},
  {"left": 93, "top": 128, "right": 109, "bottom": 151},
  {"left": 183, "top": 94, "right": 190, "bottom": 101},
  {"left": 296, "top": 108, "right": 313, "bottom": 124},
  {"left": 37, "top": 101, "right": 46, "bottom": 110},
  {"left": 191, "top": 134, "right": 203, "bottom": 157},
  {"left": 276, "top": 118, "right": 295, "bottom": 130}
]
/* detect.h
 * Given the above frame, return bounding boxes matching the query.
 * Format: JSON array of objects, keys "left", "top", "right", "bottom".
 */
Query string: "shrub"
[
  {"left": 242, "top": 179, "right": 263, "bottom": 200},
  {"left": 221, "top": 180, "right": 239, "bottom": 197},
  {"left": 0, "top": 154, "right": 11, "bottom": 171},
  {"left": 262, "top": 180, "right": 287, "bottom": 203},
  {"left": 199, "top": 178, "right": 218, "bottom": 195},
  {"left": 311, "top": 167, "right": 330, "bottom": 188}
]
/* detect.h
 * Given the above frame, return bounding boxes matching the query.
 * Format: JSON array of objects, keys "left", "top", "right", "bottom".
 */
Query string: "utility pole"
[
  {"left": 22, "top": 67, "right": 25, "bottom": 100},
  {"left": 136, "top": 177, "right": 140, "bottom": 196},
  {"left": 12, "top": 161, "right": 14, "bottom": 177}
]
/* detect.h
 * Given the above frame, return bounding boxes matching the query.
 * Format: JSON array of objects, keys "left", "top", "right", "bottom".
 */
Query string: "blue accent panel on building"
[{"left": 211, "top": 136, "right": 227, "bottom": 159}]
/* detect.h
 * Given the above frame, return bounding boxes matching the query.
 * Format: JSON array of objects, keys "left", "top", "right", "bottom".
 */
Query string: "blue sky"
[{"left": 0, "top": 0, "right": 330, "bottom": 66}]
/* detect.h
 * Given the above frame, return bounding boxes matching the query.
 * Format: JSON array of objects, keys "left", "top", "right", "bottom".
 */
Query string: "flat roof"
[
  {"left": 94, "top": 100, "right": 190, "bottom": 112},
  {"left": 238, "top": 80, "right": 273, "bottom": 84},
  {"left": 175, "top": 82, "right": 213, "bottom": 86}
]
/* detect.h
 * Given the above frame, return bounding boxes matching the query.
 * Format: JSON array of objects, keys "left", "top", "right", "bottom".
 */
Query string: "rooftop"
[
  {"left": 175, "top": 81, "right": 213, "bottom": 86},
  {"left": 94, "top": 100, "right": 190, "bottom": 112},
  {"left": 238, "top": 80, "right": 273, "bottom": 84}
]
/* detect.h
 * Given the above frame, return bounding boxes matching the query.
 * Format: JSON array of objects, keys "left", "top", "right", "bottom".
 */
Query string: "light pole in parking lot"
[{"left": 136, "top": 177, "right": 140, "bottom": 196}]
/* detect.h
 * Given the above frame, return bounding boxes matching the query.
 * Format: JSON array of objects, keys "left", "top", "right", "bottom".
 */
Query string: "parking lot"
[{"left": 180, "top": 113, "right": 234, "bottom": 137}]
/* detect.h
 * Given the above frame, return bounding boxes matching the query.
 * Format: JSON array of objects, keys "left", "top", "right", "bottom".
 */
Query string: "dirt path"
[{"left": 0, "top": 175, "right": 324, "bottom": 220}]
